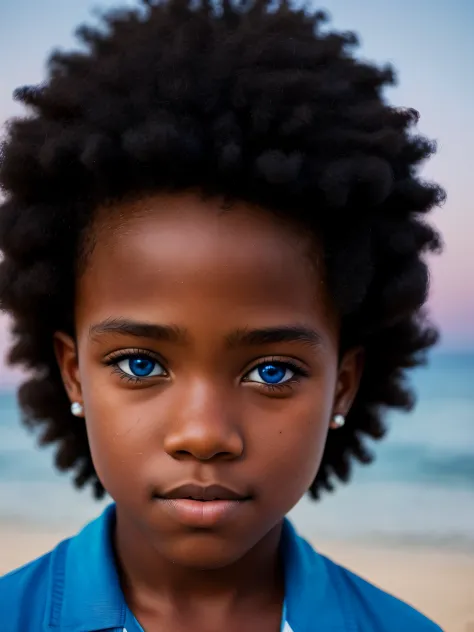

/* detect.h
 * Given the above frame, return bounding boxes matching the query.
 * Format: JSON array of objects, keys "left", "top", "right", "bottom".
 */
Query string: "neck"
[{"left": 114, "top": 507, "right": 285, "bottom": 614}]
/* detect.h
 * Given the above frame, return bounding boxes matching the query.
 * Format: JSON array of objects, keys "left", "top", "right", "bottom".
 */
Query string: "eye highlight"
[
  {"left": 105, "top": 349, "right": 167, "bottom": 382},
  {"left": 243, "top": 358, "right": 309, "bottom": 391},
  {"left": 118, "top": 356, "right": 164, "bottom": 378}
]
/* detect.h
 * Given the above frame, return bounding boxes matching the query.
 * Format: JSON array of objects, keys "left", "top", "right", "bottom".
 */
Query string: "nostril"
[{"left": 165, "top": 428, "right": 245, "bottom": 462}]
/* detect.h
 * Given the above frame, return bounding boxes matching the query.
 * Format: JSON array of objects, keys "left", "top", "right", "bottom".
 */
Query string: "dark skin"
[{"left": 54, "top": 192, "right": 362, "bottom": 632}]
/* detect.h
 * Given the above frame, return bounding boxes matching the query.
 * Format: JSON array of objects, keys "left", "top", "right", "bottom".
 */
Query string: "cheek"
[
  {"left": 80, "top": 372, "right": 153, "bottom": 493},
  {"left": 247, "top": 385, "right": 333, "bottom": 505}
]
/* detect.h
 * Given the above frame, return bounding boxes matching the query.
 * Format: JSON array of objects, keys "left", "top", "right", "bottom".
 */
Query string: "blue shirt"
[{"left": 0, "top": 504, "right": 442, "bottom": 631}]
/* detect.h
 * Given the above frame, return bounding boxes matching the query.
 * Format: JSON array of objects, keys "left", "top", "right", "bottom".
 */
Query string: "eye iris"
[
  {"left": 129, "top": 357, "right": 154, "bottom": 377},
  {"left": 258, "top": 363, "right": 286, "bottom": 384}
]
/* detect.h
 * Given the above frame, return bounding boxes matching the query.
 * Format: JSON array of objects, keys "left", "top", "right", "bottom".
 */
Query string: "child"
[{"left": 0, "top": 1, "right": 445, "bottom": 630}]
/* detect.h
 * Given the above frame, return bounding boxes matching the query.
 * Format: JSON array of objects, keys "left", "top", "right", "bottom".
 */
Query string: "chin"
[{"left": 161, "top": 532, "right": 251, "bottom": 570}]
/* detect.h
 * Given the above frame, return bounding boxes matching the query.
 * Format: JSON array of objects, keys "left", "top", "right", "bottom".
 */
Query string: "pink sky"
[{"left": 0, "top": 0, "right": 473, "bottom": 385}]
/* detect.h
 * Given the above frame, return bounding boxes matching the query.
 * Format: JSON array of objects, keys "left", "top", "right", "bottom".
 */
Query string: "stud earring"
[
  {"left": 330, "top": 413, "right": 345, "bottom": 429},
  {"left": 71, "top": 402, "right": 84, "bottom": 417}
]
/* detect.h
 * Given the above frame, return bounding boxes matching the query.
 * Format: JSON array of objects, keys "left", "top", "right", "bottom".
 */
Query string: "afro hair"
[{"left": 0, "top": 0, "right": 445, "bottom": 499}]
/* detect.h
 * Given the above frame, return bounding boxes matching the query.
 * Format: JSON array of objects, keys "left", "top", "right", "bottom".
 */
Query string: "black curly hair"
[{"left": 0, "top": 0, "right": 444, "bottom": 500}]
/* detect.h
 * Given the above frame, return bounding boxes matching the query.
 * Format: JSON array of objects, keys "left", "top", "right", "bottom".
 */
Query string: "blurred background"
[{"left": 0, "top": 1, "right": 473, "bottom": 630}]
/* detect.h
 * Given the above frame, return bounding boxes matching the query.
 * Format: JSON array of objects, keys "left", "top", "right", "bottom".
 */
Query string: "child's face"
[{"left": 55, "top": 191, "right": 360, "bottom": 568}]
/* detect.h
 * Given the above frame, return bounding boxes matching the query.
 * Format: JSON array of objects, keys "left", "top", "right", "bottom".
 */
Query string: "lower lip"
[{"left": 157, "top": 498, "right": 247, "bottom": 528}]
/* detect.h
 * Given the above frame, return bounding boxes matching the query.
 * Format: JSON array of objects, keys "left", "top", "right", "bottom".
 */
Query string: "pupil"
[
  {"left": 259, "top": 364, "right": 285, "bottom": 384},
  {"left": 130, "top": 357, "right": 154, "bottom": 377}
]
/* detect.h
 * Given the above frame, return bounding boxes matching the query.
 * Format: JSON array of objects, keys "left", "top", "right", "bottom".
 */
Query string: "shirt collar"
[
  {"left": 44, "top": 503, "right": 125, "bottom": 631},
  {"left": 280, "top": 520, "right": 349, "bottom": 632},
  {"left": 44, "top": 504, "right": 349, "bottom": 632}
]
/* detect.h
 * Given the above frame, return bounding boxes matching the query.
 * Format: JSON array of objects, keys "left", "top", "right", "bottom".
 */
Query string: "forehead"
[
  {"left": 91, "top": 191, "right": 313, "bottom": 261},
  {"left": 76, "top": 192, "right": 334, "bottom": 333}
]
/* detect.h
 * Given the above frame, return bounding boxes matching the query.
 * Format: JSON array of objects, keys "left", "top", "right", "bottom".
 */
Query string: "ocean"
[{"left": 1, "top": 352, "right": 473, "bottom": 550}]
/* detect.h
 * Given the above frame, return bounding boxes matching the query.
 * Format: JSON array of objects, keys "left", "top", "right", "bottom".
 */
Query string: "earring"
[
  {"left": 330, "top": 413, "right": 345, "bottom": 429},
  {"left": 71, "top": 402, "right": 84, "bottom": 417}
]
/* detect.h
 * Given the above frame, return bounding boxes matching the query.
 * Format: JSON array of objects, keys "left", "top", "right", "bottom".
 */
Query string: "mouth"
[
  {"left": 153, "top": 483, "right": 252, "bottom": 528},
  {"left": 157, "top": 483, "right": 250, "bottom": 502}
]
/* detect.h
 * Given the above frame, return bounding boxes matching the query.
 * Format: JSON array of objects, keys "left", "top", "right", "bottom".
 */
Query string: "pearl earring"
[
  {"left": 330, "top": 413, "right": 345, "bottom": 429},
  {"left": 71, "top": 402, "right": 84, "bottom": 417}
]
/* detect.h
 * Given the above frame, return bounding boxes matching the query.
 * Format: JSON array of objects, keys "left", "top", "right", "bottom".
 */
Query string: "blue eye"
[
  {"left": 117, "top": 355, "right": 165, "bottom": 378},
  {"left": 246, "top": 362, "right": 295, "bottom": 385}
]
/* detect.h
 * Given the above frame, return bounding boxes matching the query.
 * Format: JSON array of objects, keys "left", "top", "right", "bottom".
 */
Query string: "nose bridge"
[{"left": 164, "top": 374, "right": 244, "bottom": 460}]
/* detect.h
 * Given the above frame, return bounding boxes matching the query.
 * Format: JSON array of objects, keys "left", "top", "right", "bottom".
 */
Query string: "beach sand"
[{"left": 0, "top": 525, "right": 473, "bottom": 632}]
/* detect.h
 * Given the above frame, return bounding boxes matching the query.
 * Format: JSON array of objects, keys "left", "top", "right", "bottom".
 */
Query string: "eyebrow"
[
  {"left": 225, "top": 325, "right": 323, "bottom": 350},
  {"left": 89, "top": 318, "right": 187, "bottom": 343},
  {"left": 89, "top": 318, "right": 322, "bottom": 350}
]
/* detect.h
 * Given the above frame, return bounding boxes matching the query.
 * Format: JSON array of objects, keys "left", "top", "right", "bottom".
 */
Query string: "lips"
[
  {"left": 154, "top": 483, "right": 251, "bottom": 528},
  {"left": 158, "top": 483, "right": 249, "bottom": 502}
]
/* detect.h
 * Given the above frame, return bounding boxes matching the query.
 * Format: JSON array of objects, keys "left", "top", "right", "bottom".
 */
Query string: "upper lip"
[{"left": 158, "top": 483, "right": 249, "bottom": 501}]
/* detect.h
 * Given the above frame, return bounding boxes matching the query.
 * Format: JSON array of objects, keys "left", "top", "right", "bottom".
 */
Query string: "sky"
[{"left": 0, "top": 0, "right": 473, "bottom": 383}]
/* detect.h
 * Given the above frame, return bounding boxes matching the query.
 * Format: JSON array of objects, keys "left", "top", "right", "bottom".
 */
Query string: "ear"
[
  {"left": 53, "top": 331, "right": 83, "bottom": 414},
  {"left": 332, "top": 346, "right": 364, "bottom": 418}
]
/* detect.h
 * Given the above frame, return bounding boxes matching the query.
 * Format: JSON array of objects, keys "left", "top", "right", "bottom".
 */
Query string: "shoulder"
[
  {"left": 0, "top": 537, "right": 70, "bottom": 632},
  {"left": 280, "top": 521, "right": 443, "bottom": 632},
  {"left": 322, "top": 555, "right": 444, "bottom": 632}
]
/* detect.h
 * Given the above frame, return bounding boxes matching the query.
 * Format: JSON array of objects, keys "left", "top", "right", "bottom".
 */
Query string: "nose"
[{"left": 163, "top": 380, "right": 244, "bottom": 462}]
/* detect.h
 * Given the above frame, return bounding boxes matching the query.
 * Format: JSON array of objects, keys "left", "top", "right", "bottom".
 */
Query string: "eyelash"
[
  {"left": 104, "top": 350, "right": 309, "bottom": 391},
  {"left": 244, "top": 357, "right": 309, "bottom": 393},
  {"left": 104, "top": 348, "right": 167, "bottom": 385}
]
